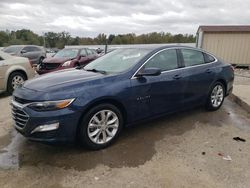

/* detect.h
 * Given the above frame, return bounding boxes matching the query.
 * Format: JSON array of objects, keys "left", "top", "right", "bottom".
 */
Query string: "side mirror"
[
  {"left": 136, "top": 67, "right": 161, "bottom": 77},
  {"left": 21, "top": 50, "right": 27, "bottom": 54}
]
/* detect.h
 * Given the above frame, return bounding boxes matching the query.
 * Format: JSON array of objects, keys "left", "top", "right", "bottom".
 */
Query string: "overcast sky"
[{"left": 0, "top": 0, "right": 249, "bottom": 37}]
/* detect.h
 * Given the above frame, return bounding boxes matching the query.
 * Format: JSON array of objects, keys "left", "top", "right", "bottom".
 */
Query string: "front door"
[{"left": 130, "top": 49, "right": 185, "bottom": 118}]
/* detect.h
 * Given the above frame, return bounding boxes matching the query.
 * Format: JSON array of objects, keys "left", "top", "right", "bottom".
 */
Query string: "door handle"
[
  {"left": 173, "top": 74, "right": 182, "bottom": 80},
  {"left": 206, "top": 69, "right": 212, "bottom": 73}
]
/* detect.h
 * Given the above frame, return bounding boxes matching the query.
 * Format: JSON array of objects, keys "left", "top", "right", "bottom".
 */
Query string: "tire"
[
  {"left": 206, "top": 82, "right": 225, "bottom": 111},
  {"left": 78, "top": 103, "right": 123, "bottom": 150},
  {"left": 7, "top": 72, "right": 26, "bottom": 94}
]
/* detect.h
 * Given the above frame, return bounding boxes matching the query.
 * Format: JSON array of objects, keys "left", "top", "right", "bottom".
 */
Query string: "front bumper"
[{"left": 11, "top": 100, "right": 82, "bottom": 143}]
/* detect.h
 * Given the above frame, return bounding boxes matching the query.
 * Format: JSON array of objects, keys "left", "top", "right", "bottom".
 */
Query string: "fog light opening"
[{"left": 31, "top": 122, "right": 59, "bottom": 134}]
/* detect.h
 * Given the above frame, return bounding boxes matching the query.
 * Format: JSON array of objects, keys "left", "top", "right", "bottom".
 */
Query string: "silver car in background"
[
  {"left": 0, "top": 51, "right": 35, "bottom": 94},
  {"left": 2, "top": 45, "right": 46, "bottom": 66}
]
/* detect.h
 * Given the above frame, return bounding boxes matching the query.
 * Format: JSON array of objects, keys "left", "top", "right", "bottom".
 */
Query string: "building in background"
[{"left": 196, "top": 25, "right": 250, "bottom": 66}]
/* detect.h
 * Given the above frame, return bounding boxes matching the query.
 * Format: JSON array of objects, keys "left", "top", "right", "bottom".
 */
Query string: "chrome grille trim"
[{"left": 11, "top": 100, "right": 29, "bottom": 130}]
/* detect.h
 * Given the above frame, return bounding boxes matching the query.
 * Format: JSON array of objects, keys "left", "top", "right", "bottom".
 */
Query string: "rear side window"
[
  {"left": 144, "top": 49, "right": 178, "bottom": 71},
  {"left": 203, "top": 53, "right": 215, "bottom": 63},
  {"left": 91, "top": 49, "right": 97, "bottom": 55},
  {"left": 86, "top": 49, "right": 93, "bottom": 55},
  {"left": 0, "top": 56, "right": 4, "bottom": 61},
  {"left": 181, "top": 49, "right": 205, "bottom": 67}
]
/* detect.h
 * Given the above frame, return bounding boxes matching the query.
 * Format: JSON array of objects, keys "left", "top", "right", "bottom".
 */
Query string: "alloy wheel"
[
  {"left": 87, "top": 110, "right": 119, "bottom": 144},
  {"left": 210, "top": 85, "right": 224, "bottom": 108},
  {"left": 12, "top": 75, "right": 24, "bottom": 89}
]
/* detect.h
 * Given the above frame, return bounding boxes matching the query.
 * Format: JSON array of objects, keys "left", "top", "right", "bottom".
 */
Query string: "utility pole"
[{"left": 43, "top": 32, "right": 46, "bottom": 48}]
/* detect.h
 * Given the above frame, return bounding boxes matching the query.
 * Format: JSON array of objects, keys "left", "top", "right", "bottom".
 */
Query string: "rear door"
[{"left": 179, "top": 48, "right": 217, "bottom": 105}]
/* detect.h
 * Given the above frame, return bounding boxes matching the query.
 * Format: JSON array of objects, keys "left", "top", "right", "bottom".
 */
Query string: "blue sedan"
[{"left": 11, "top": 46, "right": 234, "bottom": 150}]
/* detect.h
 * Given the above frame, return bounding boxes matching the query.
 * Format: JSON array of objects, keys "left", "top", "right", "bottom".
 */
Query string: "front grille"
[
  {"left": 11, "top": 104, "right": 29, "bottom": 129},
  {"left": 40, "top": 63, "right": 61, "bottom": 70}
]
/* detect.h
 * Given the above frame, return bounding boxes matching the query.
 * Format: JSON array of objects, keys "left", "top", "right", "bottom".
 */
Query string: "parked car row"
[
  {"left": 3, "top": 45, "right": 46, "bottom": 65},
  {"left": 10, "top": 45, "right": 234, "bottom": 150}
]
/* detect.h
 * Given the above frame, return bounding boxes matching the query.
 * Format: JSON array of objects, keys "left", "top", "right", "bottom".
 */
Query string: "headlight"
[
  {"left": 28, "top": 98, "right": 75, "bottom": 111},
  {"left": 62, "top": 60, "right": 72, "bottom": 67}
]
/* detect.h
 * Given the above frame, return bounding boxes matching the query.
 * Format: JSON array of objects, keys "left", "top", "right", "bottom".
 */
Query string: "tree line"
[{"left": 0, "top": 29, "right": 196, "bottom": 49}]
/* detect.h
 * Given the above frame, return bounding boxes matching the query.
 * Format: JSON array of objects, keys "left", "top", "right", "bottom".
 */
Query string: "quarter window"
[
  {"left": 0, "top": 56, "right": 3, "bottom": 61},
  {"left": 204, "top": 53, "right": 215, "bottom": 63},
  {"left": 144, "top": 49, "right": 178, "bottom": 71},
  {"left": 86, "top": 49, "right": 93, "bottom": 55},
  {"left": 181, "top": 49, "right": 205, "bottom": 66},
  {"left": 91, "top": 49, "right": 97, "bottom": 55}
]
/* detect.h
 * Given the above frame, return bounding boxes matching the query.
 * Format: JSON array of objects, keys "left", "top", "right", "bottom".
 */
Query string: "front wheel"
[
  {"left": 206, "top": 82, "right": 225, "bottom": 111},
  {"left": 7, "top": 72, "right": 26, "bottom": 94},
  {"left": 78, "top": 104, "right": 123, "bottom": 150}
]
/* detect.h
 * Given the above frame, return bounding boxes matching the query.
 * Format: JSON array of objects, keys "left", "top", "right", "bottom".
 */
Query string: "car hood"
[
  {"left": 23, "top": 69, "right": 103, "bottom": 92},
  {"left": 43, "top": 57, "right": 74, "bottom": 64}
]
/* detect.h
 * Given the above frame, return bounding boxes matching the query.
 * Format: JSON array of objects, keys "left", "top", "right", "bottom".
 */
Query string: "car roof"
[
  {"left": 109, "top": 45, "right": 198, "bottom": 52},
  {"left": 5, "top": 45, "right": 43, "bottom": 48}
]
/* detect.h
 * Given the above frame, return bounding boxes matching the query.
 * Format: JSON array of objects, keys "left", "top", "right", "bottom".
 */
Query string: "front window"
[
  {"left": 144, "top": 49, "right": 178, "bottom": 71},
  {"left": 54, "top": 49, "right": 79, "bottom": 59},
  {"left": 84, "top": 48, "right": 150, "bottom": 73},
  {"left": 3, "top": 46, "right": 23, "bottom": 54}
]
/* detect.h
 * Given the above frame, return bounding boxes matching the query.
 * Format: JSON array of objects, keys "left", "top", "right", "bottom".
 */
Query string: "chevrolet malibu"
[{"left": 11, "top": 46, "right": 234, "bottom": 150}]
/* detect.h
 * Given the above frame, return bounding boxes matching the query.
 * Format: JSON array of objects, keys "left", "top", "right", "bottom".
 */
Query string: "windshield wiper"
[{"left": 84, "top": 68, "right": 107, "bottom": 74}]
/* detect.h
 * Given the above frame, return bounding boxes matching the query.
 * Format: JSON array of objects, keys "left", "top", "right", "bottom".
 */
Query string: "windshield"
[
  {"left": 54, "top": 49, "right": 79, "bottom": 58},
  {"left": 3, "top": 46, "right": 23, "bottom": 53},
  {"left": 84, "top": 48, "right": 150, "bottom": 73}
]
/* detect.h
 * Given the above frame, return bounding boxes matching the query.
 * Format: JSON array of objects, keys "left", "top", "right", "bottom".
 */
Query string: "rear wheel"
[
  {"left": 7, "top": 72, "right": 26, "bottom": 94},
  {"left": 206, "top": 82, "right": 225, "bottom": 111},
  {"left": 78, "top": 103, "right": 123, "bottom": 150}
]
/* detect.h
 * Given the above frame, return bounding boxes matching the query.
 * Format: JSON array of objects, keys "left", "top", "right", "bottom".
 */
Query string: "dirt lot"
[
  {"left": 0, "top": 94, "right": 250, "bottom": 188},
  {"left": 234, "top": 68, "right": 250, "bottom": 85}
]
